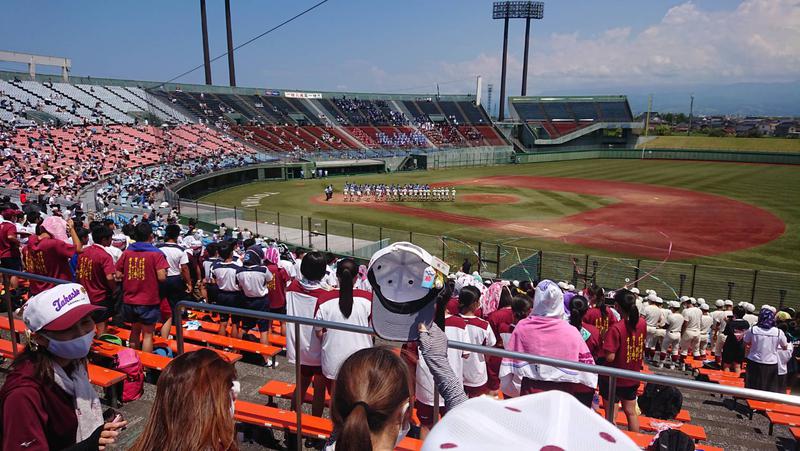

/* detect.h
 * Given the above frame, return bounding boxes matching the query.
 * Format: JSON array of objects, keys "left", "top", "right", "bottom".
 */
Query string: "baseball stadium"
[{"left": 1, "top": 1, "right": 800, "bottom": 451}]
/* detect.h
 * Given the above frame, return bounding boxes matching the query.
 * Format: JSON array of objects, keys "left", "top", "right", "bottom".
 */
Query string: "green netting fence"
[{"left": 179, "top": 200, "right": 800, "bottom": 309}]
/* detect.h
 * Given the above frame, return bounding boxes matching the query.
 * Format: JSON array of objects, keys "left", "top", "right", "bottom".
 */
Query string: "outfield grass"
[
  {"left": 637, "top": 136, "right": 800, "bottom": 153},
  {"left": 200, "top": 159, "right": 800, "bottom": 272}
]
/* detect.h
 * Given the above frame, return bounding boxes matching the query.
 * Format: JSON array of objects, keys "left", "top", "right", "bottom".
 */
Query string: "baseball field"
[{"left": 199, "top": 159, "right": 800, "bottom": 273}]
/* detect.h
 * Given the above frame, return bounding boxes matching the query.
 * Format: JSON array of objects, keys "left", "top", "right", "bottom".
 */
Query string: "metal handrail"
[
  {"left": 2, "top": 268, "right": 799, "bottom": 450},
  {"left": 173, "top": 301, "right": 800, "bottom": 406}
]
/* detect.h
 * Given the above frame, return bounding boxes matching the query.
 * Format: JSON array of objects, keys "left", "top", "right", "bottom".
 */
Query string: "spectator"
[
  {"left": 285, "top": 251, "right": 329, "bottom": 421},
  {"left": 156, "top": 224, "right": 191, "bottom": 339},
  {"left": 210, "top": 242, "right": 243, "bottom": 338},
  {"left": 461, "top": 258, "right": 471, "bottom": 274},
  {"left": 722, "top": 305, "right": 750, "bottom": 375},
  {"left": 236, "top": 250, "right": 273, "bottom": 345},
  {"left": 569, "top": 295, "right": 601, "bottom": 360},
  {"left": 485, "top": 294, "right": 532, "bottom": 396},
  {"left": 314, "top": 258, "right": 374, "bottom": 394},
  {"left": 75, "top": 225, "right": 117, "bottom": 335},
  {"left": 499, "top": 280, "right": 596, "bottom": 406},
  {"left": 744, "top": 308, "right": 788, "bottom": 392},
  {"left": 457, "top": 286, "right": 496, "bottom": 398},
  {"left": 264, "top": 246, "right": 290, "bottom": 339},
  {"left": 25, "top": 216, "right": 83, "bottom": 295},
  {"left": 0, "top": 284, "right": 126, "bottom": 449},
  {"left": 582, "top": 285, "right": 618, "bottom": 363},
  {"left": 0, "top": 208, "right": 22, "bottom": 298},
  {"left": 600, "top": 289, "right": 646, "bottom": 432},
  {"left": 329, "top": 347, "right": 413, "bottom": 451},
  {"left": 116, "top": 222, "right": 168, "bottom": 353},
  {"left": 130, "top": 349, "right": 237, "bottom": 451}
]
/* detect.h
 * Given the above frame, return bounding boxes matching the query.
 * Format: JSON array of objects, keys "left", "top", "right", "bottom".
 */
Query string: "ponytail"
[
  {"left": 333, "top": 348, "right": 413, "bottom": 451},
  {"left": 337, "top": 259, "right": 357, "bottom": 318},
  {"left": 589, "top": 285, "right": 607, "bottom": 318},
  {"left": 337, "top": 403, "right": 373, "bottom": 451},
  {"left": 569, "top": 295, "right": 589, "bottom": 331},
  {"left": 614, "top": 289, "right": 639, "bottom": 330}
]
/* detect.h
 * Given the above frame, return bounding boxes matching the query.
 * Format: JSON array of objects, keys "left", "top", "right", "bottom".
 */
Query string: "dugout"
[{"left": 313, "top": 159, "right": 386, "bottom": 176}]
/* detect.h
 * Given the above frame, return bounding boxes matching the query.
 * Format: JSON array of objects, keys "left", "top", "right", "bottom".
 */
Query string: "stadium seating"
[{"left": 511, "top": 96, "right": 634, "bottom": 139}]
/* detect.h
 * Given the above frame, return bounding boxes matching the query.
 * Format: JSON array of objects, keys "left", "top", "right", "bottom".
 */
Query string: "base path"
[{"left": 312, "top": 176, "right": 785, "bottom": 260}]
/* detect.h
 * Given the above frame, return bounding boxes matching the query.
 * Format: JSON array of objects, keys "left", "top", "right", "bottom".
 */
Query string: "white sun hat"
[
  {"left": 422, "top": 390, "right": 638, "bottom": 451},
  {"left": 368, "top": 242, "right": 449, "bottom": 341}
]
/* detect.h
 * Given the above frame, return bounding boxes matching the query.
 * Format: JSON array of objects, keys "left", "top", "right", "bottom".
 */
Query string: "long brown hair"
[
  {"left": 332, "top": 347, "right": 414, "bottom": 451},
  {"left": 130, "top": 349, "right": 238, "bottom": 451}
]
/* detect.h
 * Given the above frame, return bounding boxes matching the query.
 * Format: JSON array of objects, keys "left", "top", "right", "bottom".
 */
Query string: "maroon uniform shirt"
[
  {"left": 76, "top": 245, "right": 116, "bottom": 304},
  {"left": 24, "top": 235, "right": 75, "bottom": 295}
]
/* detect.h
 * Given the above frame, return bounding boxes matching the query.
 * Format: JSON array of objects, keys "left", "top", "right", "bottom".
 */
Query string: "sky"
[{"left": 1, "top": 0, "right": 799, "bottom": 114}]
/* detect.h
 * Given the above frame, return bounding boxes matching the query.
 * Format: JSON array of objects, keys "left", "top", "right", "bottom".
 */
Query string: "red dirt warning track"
[{"left": 312, "top": 176, "right": 785, "bottom": 259}]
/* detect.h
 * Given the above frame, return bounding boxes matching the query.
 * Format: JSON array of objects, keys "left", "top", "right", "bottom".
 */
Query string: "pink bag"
[{"left": 116, "top": 348, "right": 144, "bottom": 402}]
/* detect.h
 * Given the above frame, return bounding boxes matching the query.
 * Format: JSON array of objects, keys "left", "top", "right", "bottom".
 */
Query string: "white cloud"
[{"left": 365, "top": 0, "right": 800, "bottom": 95}]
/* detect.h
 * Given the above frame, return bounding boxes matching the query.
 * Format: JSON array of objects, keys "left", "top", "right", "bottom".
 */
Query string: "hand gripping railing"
[{"left": 2, "top": 268, "right": 798, "bottom": 451}]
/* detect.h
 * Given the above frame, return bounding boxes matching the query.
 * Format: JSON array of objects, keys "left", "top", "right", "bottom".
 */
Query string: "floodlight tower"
[
  {"left": 492, "top": 1, "right": 544, "bottom": 121},
  {"left": 200, "top": 0, "right": 212, "bottom": 85}
]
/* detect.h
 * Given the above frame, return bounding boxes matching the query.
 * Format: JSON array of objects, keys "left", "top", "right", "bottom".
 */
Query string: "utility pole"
[{"left": 687, "top": 94, "right": 694, "bottom": 136}]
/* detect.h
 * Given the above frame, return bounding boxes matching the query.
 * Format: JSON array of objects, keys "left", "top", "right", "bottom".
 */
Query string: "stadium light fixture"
[{"left": 492, "top": 1, "right": 545, "bottom": 121}]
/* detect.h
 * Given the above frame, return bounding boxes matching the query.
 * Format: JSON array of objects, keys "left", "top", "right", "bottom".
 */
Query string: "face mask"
[
  {"left": 45, "top": 330, "right": 95, "bottom": 360},
  {"left": 230, "top": 380, "right": 241, "bottom": 418},
  {"left": 394, "top": 402, "right": 411, "bottom": 448}
]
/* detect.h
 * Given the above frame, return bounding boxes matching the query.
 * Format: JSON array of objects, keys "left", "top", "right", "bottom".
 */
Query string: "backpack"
[
  {"left": 98, "top": 334, "right": 123, "bottom": 347},
  {"left": 638, "top": 383, "right": 682, "bottom": 420},
  {"left": 153, "top": 344, "right": 174, "bottom": 359},
  {"left": 647, "top": 429, "right": 694, "bottom": 451},
  {"left": 116, "top": 348, "right": 144, "bottom": 402}
]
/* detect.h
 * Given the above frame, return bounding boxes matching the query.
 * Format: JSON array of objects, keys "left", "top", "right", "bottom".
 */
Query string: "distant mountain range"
[{"left": 543, "top": 81, "right": 800, "bottom": 117}]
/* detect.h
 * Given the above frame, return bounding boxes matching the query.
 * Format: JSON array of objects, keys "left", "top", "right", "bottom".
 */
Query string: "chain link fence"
[{"left": 179, "top": 199, "right": 799, "bottom": 309}]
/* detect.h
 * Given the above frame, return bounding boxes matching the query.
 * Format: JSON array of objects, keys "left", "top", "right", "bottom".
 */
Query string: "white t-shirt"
[
  {"left": 278, "top": 259, "right": 296, "bottom": 280},
  {"left": 682, "top": 307, "right": 702, "bottom": 331},
  {"left": 313, "top": 289, "right": 373, "bottom": 379},
  {"left": 743, "top": 313, "right": 759, "bottom": 327},
  {"left": 415, "top": 315, "right": 470, "bottom": 406},
  {"left": 744, "top": 326, "right": 788, "bottom": 365},
  {"left": 236, "top": 265, "right": 273, "bottom": 298},
  {"left": 157, "top": 242, "right": 188, "bottom": 277},
  {"left": 460, "top": 314, "right": 496, "bottom": 387},
  {"left": 285, "top": 279, "right": 328, "bottom": 366}
]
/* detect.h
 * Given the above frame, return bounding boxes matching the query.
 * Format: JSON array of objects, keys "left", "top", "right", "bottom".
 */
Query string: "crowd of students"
[{"left": 0, "top": 199, "right": 795, "bottom": 449}]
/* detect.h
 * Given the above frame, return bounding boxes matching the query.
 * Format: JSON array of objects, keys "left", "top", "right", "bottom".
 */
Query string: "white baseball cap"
[
  {"left": 701, "top": 304, "right": 710, "bottom": 311},
  {"left": 368, "top": 242, "right": 449, "bottom": 341},
  {"left": 630, "top": 287, "right": 640, "bottom": 295},
  {"left": 715, "top": 299, "right": 725, "bottom": 308},
  {"left": 654, "top": 297, "right": 664, "bottom": 304},
  {"left": 22, "top": 283, "right": 103, "bottom": 332},
  {"left": 422, "top": 390, "right": 638, "bottom": 451},
  {"left": 697, "top": 298, "right": 705, "bottom": 305},
  {"left": 680, "top": 296, "right": 690, "bottom": 303},
  {"left": 745, "top": 303, "right": 756, "bottom": 313},
  {"left": 724, "top": 299, "right": 734, "bottom": 306}
]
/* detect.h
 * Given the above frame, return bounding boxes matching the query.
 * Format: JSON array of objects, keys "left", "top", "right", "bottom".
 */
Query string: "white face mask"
[
  {"left": 230, "top": 380, "right": 240, "bottom": 418},
  {"left": 394, "top": 402, "right": 411, "bottom": 448}
]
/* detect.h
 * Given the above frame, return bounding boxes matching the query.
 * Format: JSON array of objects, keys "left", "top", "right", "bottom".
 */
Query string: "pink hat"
[{"left": 41, "top": 216, "right": 69, "bottom": 242}]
